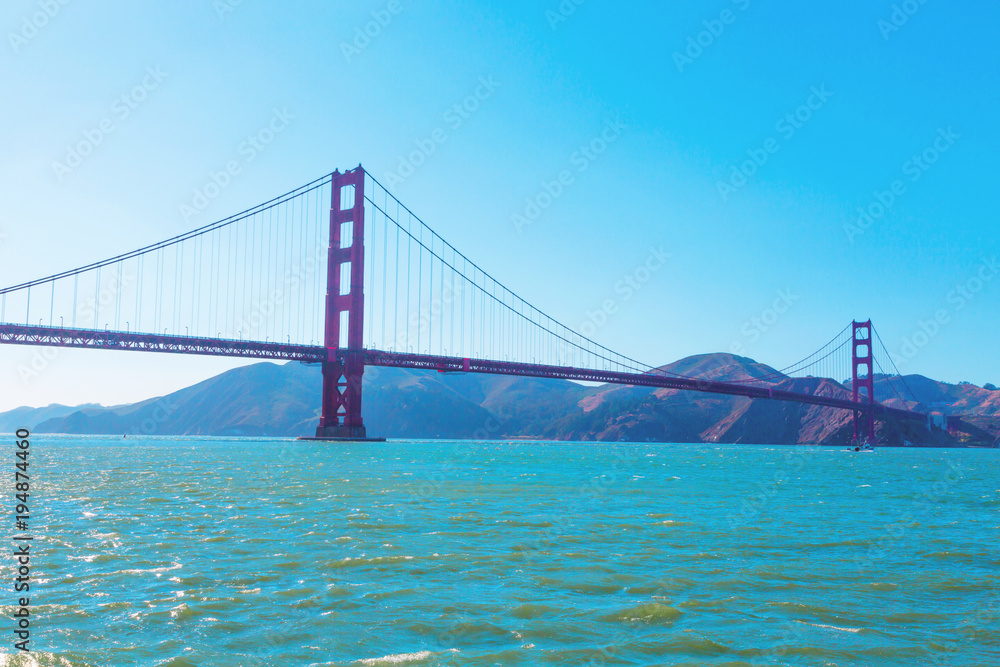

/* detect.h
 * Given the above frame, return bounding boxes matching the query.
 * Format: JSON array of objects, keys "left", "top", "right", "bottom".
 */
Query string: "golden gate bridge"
[{"left": 0, "top": 166, "right": 950, "bottom": 443}]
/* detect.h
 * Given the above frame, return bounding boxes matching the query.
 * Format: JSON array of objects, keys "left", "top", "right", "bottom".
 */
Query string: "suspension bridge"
[{"left": 0, "top": 165, "right": 943, "bottom": 443}]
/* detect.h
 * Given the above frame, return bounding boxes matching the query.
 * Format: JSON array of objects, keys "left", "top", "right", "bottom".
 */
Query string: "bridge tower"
[
  {"left": 852, "top": 319, "right": 876, "bottom": 444},
  {"left": 314, "top": 165, "right": 378, "bottom": 440}
]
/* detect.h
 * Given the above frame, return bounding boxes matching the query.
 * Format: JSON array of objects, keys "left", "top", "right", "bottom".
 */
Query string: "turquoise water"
[{"left": 3, "top": 437, "right": 998, "bottom": 666}]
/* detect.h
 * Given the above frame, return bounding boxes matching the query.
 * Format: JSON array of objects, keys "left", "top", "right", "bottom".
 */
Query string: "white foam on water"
[
  {"left": 121, "top": 562, "right": 183, "bottom": 575},
  {"left": 798, "top": 620, "right": 863, "bottom": 633},
  {"left": 356, "top": 649, "right": 458, "bottom": 665}
]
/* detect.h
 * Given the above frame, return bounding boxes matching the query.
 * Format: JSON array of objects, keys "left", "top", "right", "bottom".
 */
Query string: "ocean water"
[{"left": 3, "top": 437, "right": 998, "bottom": 666}]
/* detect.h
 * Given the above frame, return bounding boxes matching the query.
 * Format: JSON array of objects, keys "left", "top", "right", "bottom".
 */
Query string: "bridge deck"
[{"left": 0, "top": 323, "right": 928, "bottom": 422}]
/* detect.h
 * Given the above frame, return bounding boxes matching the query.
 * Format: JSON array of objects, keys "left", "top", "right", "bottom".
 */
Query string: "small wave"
[
  {"left": 511, "top": 603, "right": 557, "bottom": 619},
  {"left": 96, "top": 601, "right": 132, "bottom": 610},
  {"left": 0, "top": 653, "right": 99, "bottom": 667},
  {"left": 169, "top": 603, "right": 198, "bottom": 621},
  {"left": 885, "top": 611, "right": 949, "bottom": 623},
  {"left": 797, "top": 620, "right": 862, "bottom": 633},
  {"left": 120, "top": 562, "right": 183, "bottom": 576},
  {"left": 363, "top": 588, "right": 417, "bottom": 602},
  {"left": 356, "top": 649, "right": 457, "bottom": 665},
  {"left": 327, "top": 555, "right": 416, "bottom": 569},
  {"left": 496, "top": 520, "right": 555, "bottom": 528},
  {"left": 602, "top": 602, "right": 681, "bottom": 624},
  {"left": 154, "top": 657, "right": 198, "bottom": 667},
  {"left": 869, "top": 582, "right": 898, "bottom": 591},
  {"left": 535, "top": 577, "right": 620, "bottom": 595},
  {"left": 925, "top": 551, "right": 979, "bottom": 563},
  {"left": 71, "top": 553, "right": 115, "bottom": 564}
]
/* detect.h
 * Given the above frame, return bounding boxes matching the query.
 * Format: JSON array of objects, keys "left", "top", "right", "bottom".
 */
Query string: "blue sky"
[{"left": 1, "top": 0, "right": 997, "bottom": 409}]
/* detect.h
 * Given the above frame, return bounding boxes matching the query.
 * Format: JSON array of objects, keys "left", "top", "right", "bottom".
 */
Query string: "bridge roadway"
[{"left": 0, "top": 323, "right": 928, "bottom": 423}]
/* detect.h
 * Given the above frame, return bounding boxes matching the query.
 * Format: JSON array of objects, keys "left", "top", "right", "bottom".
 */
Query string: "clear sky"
[{"left": 1, "top": 0, "right": 997, "bottom": 410}]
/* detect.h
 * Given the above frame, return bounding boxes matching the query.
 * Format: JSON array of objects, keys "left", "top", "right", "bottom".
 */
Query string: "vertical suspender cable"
[
  {"left": 382, "top": 187, "right": 388, "bottom": 349},
  {"left": 95, "top": 266, "right": 101, "bottom": 328},
  {"left": 417, "top": 224, "right": 423, "bottom": 353}
]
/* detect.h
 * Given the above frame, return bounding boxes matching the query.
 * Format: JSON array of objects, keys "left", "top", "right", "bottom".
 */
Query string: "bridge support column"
[
  {"left": 317, "top": 350, "right": 368, "bottom": 439},
  {"left": 311, "top": 165, "right": 382, "bottom": 441},
  {"left": 852, "top": 319, "right": 876, "bottom": 444}
]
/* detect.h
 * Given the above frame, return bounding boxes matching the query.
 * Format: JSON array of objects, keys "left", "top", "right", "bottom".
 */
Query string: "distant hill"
[
  {"left": 0, "top": 403, "right": 100, "bottom": 432},
  {"left": 875, "top": 374, "right": 1000, "bottom": 416},
  {"left": 4, "top": 353, "right": 997, "bottom": 446}
]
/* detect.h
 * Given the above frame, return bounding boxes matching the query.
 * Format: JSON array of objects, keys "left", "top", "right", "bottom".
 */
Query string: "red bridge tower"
[
  {"left": 852, "top": 319, "right": 876, "bottom": 444},
  {"left": 314, "top": 166, "right": 380, "bottom": 440}
]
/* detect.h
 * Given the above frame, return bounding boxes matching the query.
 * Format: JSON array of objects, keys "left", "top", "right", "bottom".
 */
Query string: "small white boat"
[{"left": 847, "top": 442, "right": 876, "bottom": 453}]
